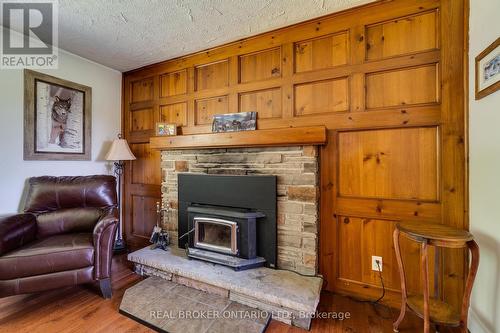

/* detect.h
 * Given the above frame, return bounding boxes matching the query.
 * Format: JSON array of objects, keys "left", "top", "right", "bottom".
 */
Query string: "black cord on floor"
[
  {"left": 347, "top": 260, "right": 385, "bottom": 304},
  {"left": 372, "top": 260, "right": 386, "bottom": 303},
  {"left": 279, "top": 261, "right": 392, "bottom": 320}
]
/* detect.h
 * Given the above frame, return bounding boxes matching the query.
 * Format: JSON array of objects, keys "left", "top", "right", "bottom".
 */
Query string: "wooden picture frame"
[
  {"left": 211, "top": 111, "right": 257, "bottom": 133},
  {"left": 24, "top": 70, "right": 92, "bottom": 160},
  {"left": 156, "top": 122, "right": 177, "bottom": 136},
  {"left": 475, "top": 37, "right": 500, "bottom": 100}
]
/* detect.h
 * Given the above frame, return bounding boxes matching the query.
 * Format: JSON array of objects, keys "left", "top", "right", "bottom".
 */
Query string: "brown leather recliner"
[{"left": 0, "top": 175, "right": 118, "bottom": 299}]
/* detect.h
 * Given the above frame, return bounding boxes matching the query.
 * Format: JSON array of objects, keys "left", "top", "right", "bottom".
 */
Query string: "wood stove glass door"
[{"left": 193, "top": 217, "right": 238, "bottom": 255}]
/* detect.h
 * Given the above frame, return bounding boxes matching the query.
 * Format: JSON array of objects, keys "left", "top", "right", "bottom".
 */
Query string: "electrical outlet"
[{"left": 372, "top": 256, "right": 383, "bottom": 272}]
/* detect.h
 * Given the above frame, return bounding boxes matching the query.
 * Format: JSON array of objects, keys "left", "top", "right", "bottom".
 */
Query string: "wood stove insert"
[{"left": 178, "top": 174, "right": 277, "bottom": 270}]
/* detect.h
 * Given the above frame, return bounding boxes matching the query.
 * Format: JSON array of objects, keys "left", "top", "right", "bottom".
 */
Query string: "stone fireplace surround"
[
  {"left": 128, "top": 144, "right": 322, "bottom": 329},
  {"left": 160, "top": 145, "right": 319, "bottom": 275}
]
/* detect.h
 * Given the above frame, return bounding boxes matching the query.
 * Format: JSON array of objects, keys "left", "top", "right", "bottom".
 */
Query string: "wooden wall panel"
[
  {"left": 239, "top": 48, "right": 281, "bottom": 83},
  {"left": 295, "top": 31, "right": 349, "bottom": 72},
  {"left": 195, "top": 96, "right": 229, "bottom": 125},
  {"left": 125, "top": 75, "right": 161, "bottom": 249},
  {"left": 131, "top": 195, "right": 158, "bottom": 240},
  {"left": 131, "top": 78, "right": 154, "bottom": 102},
  {"left": 122, "top": 0, "right": 467, "bottom": 309},
  {"left": 366, "top": 11, "right": 438, "bottom": 60},
  {"left": 160, "top": 102, "right": 188, "bottom": 126},
  {"left": 239, "top": 88, "right": 282, "bottom": 119},
  {"left": 338, "top": 127, "right": 439, "bottom": 201},
  {"left": 160, "top": 70, "right": 187, "bottom": 97},
  {"left": 338, "top": 216, "right": 400, "bottom": 290},
  {"left": 294, "top": 78, "right": 349, "bottom": 116},
  {"left": 130, "top": 143, "right": 161, "bottom": 185},
  {"left": 366, "top": 64, "right": 439, "bottom": 109},
  {"left": 338, "top": 215, "right": 363, "bottom": 282},
  {"left": 338, "top": 216, "right": 437, "bottom": 293},
  {"left": 130, "top": 108, "right": 154, "bottom": 132},
  {"left": 360, "top": 218, "right": 401, "bottom": 289},
  {"left": 440, "top": 0, "right": 468, "bottom": 308},
  {"left": 195, "top": 60, "right": 229, "bottom": 91}
]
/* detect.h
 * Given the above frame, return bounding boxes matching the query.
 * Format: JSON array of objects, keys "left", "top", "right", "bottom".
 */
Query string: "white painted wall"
[
  {"left": 0, "top": 31, "right": 122, "bottom": 213},
  {"left": 468, "top": 1, "right": 500, "bottom": 332}
]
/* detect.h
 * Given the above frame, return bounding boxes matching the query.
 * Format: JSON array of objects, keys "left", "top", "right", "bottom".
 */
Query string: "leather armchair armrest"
[
  {"left": 92, "top": 214, "right": 118, "bottom": 280},
  {"left": 0, "top": 213, "right": 37, "bottom": 255}
]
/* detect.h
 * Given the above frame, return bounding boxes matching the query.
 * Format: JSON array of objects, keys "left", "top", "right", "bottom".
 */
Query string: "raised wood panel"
[
  {"left": 131, "top": 195, "right": 158, "bottom": 238},
  {"left": 130, "top": 108, "right": 154, "bottom": 132},
  {"left": 366, "top": 11, "right": 438, "bottom": 60},
  {"left": 160, "top": 102, "right": 188, "bottom": 126},
  {"left": 195, "top": 60, "right": 229, "bottom": 91},
  {"left": 338, "top": 127, "right": 439, "bottom": 201},
  {"left": 360, "top": 218, "right": 400, "bottom": 289},
  {"left": 338, "top": 217, "right": 400, "bottom": 289},
  {"left": 160, "top": 70, "right": 187, "bottom": 97},
  {"left": 131, "top": 78, "right": 154, "bottom": 102},
  {"left": 295, "top": 31, "right": 349, "bottom": 72},
  {"left": 338, "top": 215, "right": 362, "bottom": 282},
  {"left": 195, "top": 96, "right": 229, "bottom": 125},
  {"left": 239, "top": 88, "right": 282, "bottom": 119},
  {"left": 294, "top": 78, "right": 349, "bottom": 116},
  {"left": 338, "top": 216, "right": 436, "bottom": 293},
  {"left": 239, "top": 48, "right": 281, "bottom": 83},
  {"left": 366, "top": 64, "right": 439, "bottom": 109},
  {"left": 130, "top": 143, "right": 161, "bottom": 185}
]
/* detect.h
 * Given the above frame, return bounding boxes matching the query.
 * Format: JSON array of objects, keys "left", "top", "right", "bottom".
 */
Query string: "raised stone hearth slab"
[{"left": 128, "top": 247, "right": 322, "bottom": 329}]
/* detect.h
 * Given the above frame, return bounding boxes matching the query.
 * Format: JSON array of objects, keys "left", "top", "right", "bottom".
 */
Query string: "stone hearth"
[
  {"left": 128, "top": 247, "right": 322, "bottom": 330},
  {"left": 160, "top": 146, "right": 319, "bottom": 275}
]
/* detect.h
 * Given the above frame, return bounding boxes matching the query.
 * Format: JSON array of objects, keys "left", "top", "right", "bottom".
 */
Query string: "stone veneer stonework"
[{"left": 160, "top": 146, "right": 319, "bottom": 275}]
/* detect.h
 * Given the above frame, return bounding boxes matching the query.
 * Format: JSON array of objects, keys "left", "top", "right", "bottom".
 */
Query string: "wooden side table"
[{"left": 393, "top": 221, "right": 479, "bottom": 333}]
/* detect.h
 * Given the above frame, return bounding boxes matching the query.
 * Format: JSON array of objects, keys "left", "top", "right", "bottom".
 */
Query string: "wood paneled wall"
[{"left": 122, "top": 0, "right": 468, "bottom": 309}]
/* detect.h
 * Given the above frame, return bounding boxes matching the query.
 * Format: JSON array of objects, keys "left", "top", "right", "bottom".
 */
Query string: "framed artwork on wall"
[
  {"left": 211, "top": 111, "right": 257, "bottom": 133},
  {"left": 475, "top": 37, "right": 500, "bottom": 100},
  {"left": 24, "top": 70, "right": 92, "bottom": 160}
]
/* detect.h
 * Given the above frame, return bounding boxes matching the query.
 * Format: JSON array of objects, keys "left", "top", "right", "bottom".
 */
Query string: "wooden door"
[{"left": 123, "top": 76, "right": 162, "bottom": 249}]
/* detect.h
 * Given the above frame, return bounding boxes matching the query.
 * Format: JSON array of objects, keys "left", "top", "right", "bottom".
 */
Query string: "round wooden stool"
[{"left": 393, "top": 221, "right": 479, "bottom": 333}]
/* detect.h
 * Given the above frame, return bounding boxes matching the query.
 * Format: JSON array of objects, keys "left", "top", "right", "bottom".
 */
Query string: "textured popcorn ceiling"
[{"left": 54, "top": 0, "right": 375, "bottom": 72}]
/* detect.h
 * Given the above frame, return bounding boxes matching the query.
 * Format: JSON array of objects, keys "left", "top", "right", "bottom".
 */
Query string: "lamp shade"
[{"left": 105, "top": 138, "right": 136, "bottom": 161}]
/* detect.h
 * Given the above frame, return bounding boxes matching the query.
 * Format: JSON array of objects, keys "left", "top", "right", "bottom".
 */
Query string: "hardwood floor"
[{"left": 0, "top": 254, "right": 460, "bottom": 333}]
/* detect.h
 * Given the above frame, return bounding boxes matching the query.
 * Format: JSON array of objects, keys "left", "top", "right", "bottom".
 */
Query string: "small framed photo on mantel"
[
  {"left": 156, "top": 122, "right": 177, "bottom": 136},
  {"left": 475, "top": 37, "right": 500, "bottom": 100},
  {"left": 24, "top": 70, "right": 92, "bottom": 161}
]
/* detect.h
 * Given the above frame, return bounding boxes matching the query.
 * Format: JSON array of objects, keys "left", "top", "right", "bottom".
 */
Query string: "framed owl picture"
[{"left": 24, "top": 70, "right": 92, "bottom": 160}]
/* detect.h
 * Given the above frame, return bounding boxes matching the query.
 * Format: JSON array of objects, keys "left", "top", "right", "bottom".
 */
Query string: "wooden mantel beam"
[{"left": 149, "top": 126, "right": 327, "bottom": 150}]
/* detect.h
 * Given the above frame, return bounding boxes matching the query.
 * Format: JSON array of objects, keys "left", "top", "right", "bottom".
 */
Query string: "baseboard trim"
[{"left": 468, "top": 308, "right": 493, "bottom": 333}]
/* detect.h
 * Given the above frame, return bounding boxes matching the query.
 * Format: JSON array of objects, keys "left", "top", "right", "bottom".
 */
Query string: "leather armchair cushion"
[
  {"left": 0, "top": 267, "right": 94, "bottom": 298},
  {"left": 0, "top": 214, "right": 37, "bottom": 255},
  {"left": 93, "top": 215, "right": 118, "bottom": 280},
  {"left": 36, "top": 207, "right": 103, "bottom": 239},
  {"left": 24, "top": 175, "right": 117, "bottom": 214},
  {"left": 0, "top": 233, "right": 94, "bottom": 280}
]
